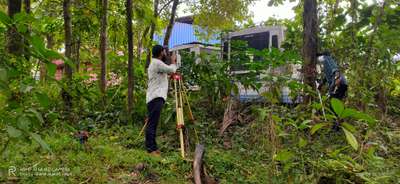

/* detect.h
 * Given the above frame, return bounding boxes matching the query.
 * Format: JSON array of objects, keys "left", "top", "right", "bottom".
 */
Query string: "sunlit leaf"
[
  {"left": 331, "top": 98, "right": 344, "bottom": 116},
  {"left": 342, "top": 122, "right": 356, "bottom": 133},
  {"left": 342, "top": 127, "right": 359, "bottom": 151},
  {"left": 299, "top": 120, "right": 312, "bottom": 130},
  {"left": 311, "top": 123, "right": 328, "bottom": 135},
  {"left": 298, "top": 137, "right": 307, "bottom": 148},
  {"left": 274, "top": 149, "right": 294, "bottom": 162}
]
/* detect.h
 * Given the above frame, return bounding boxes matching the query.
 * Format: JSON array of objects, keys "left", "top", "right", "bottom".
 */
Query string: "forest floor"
[
  {"left": 1, "top": 101, "right": 400, "bottom": 183},
  {"left": 1, "top": 122, "right": 272, "bottom": 184}
]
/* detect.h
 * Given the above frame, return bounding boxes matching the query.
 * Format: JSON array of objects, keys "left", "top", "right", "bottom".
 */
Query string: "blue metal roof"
[{"left": 154, "top": 22, "right": 220, "bottom": 48}]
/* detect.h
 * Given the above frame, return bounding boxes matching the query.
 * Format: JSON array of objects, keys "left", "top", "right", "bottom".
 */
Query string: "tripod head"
[{"left": 171, "top": 73, "right": 182, "bottom": 81}]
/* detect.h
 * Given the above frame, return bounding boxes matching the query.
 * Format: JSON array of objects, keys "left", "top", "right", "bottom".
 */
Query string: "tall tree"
[
  {"left": 23, "top": 0, "right": 31, "bottom": 61},
  {"left": 99, "top": 0, "right": 108, "bottom": 103},
  {"left": 126, "top": 0, "right": 134, "bottom": 117},
  {"left": 163, "top": 0, "right": 179, "bottom": 47},
  {"left": 6, "top": 0, "right": 23, "bottom": 55},
  {"left": 146, "top": 0, "right": 159, "bottom": 68},
  {"left": 24, "top": 0, "right": 30, "bottom": 13},
  {"left": 63, "top": 0, "right": 73, "bottom": 110},
  {"left": 302, "top": 0, "right": 318, "bottom": 103}
]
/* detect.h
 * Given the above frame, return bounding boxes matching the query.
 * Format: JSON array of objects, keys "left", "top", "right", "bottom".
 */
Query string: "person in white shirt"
[{"left": 145, "top": 45, "right": 177, "bottom": 155}]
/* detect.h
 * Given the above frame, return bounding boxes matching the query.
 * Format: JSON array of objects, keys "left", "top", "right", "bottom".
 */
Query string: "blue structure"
[{"left": 154, "top": 22, "right": 220, "bottom": 48}]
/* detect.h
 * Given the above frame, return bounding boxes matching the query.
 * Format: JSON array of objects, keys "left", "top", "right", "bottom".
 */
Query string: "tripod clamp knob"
[
  {"left": 176, "top": 124, "right": 185, "bottom": 130},
  {"left": 171, "top": 73, "right": 182, "bottom": 81}
]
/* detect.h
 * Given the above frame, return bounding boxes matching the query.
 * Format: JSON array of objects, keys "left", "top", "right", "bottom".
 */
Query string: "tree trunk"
[
  {"left": 146, "top": 0, "right": 159, "bottom": 68},
  {"left": 75, "top": 37, "right": 81, "bottom": 72},
  {"left": 137, "top": 31, "right": 143, "bottom": 63},
  {"left": 100, "top": 0, "right": 108, "bottom": 103},
  {"left": 302, "top": 0, "right": 318, "bottom": 103},
  {"left": 40, "top": 34, "right": 54, "bottom": 81},
  {"left": 126, "top": 0, "right": 134, "bottom": 118},
  {"left": 7, "top": 0, "right": 23, "bottom": 55},
  {"left": 62, "top": 0, "right": 73, "bottom": 110},
  {"left": 163, "top": 0, "right": 179, "bottom": 47},
  {"left": 23, "top": 0, "right": 31, "bottom": 60},
  {"left": 24, "top": 0, "right": 30, "bottom": 13}
]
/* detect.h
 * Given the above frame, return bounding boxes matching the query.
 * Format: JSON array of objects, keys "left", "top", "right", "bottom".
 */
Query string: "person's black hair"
[
  {"left": 152, "top": 45, "right": 165, "bottom": 58},
  {"left": 317, "top": 51, "right": 331, "bottom": 57}
]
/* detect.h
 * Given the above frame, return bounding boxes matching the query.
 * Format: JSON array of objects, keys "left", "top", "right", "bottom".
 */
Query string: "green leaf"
[
  {"left": 298, "top": 137, "right": 307, "bottom": 148},
  {"left": 17, "top": 115, "right": 31, "bottom": 131},
  {"left": 275, "top": 150, "right": 294, "bottom": 162},
  {"left": 29, "top": 133, "right": 51, "bottom": 152},
  {"left": 0, "top": 11, "right": 11, "bottom": 25},
  {"left": 342, "top": 127, "right": 359, "bottom": 151},
  {"left": 63, "top": 57, "right": 75, "bottom": 70},
  {"left": 232, "top": 84, "right": 239, "bottom": 95},
  {"left": 299, "top": 120, "right": 312, "bottom": 130},
  {"left": 46, "top": 63, "right": 57, "bottom": 77},
  {"left": 20, "top": 84, "right": 33, "bottom": 93},
  {"left": 45, "top": 50, "right": 62, "bottom": 59},
  {"left": 36, "top": 93, "right": 50, "bottom": 108},
  {"left": 16, "top": 23, "right": 28, "bottom": 33},
  {"left": 311, "top": 123, "right": 328, "bottom": 135},
  {"left": 331, "top": 98, "right": 344, "bottom": 116},
  {"left": 7, "top": 126, "right": 22, "bottom": 138},
  {"left": 28, "top": 109, "right": 45, "bottom": 125},
  {"left": 271, "top": 114, "right": 281, "bottom": 122},
  {"left": 31, "top": 35, "right": 46, "bottom": 54},
  {"left": 341, "top": 108, "right": 358, "bottom": 118},
  {"left": 0, "top": 68, "right": 7, "bottom": 82},
  {"left": 353, "top": 112, "right": 376, "bottom": 126},
  {"left": 342, "top": 122, "right": 356, "bottom": 133}
]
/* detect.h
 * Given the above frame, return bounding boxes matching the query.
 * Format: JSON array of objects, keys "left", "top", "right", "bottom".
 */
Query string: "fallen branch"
[{"left": 193, "top": 144, "right": 205, "bottom": 184}]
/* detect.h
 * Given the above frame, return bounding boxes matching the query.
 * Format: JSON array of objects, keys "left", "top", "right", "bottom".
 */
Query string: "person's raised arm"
[{"left": 157, "top": 52, "right": 177, "bottom": 73}]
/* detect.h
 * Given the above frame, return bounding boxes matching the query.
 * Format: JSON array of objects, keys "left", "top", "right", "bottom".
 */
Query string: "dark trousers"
[
  {"left": 330, "top": 83, "right": 348, "bottom": 100},
  {"left": 145, "top": 97, "right": 165, "bottom": 152}
]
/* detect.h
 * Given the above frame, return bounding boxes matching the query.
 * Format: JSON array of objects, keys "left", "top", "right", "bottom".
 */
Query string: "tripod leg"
[
  {"left": 179, "top": 79, "right": 199, "bottom": 145},
  {"left": 175, "top": 79, "right": 186, "bottom": 158},
  {"left": 180, "top": 81, "right": 195, "bottom": 122},
  {"left": 179, "top": 128, "right": 185, "bottom": 158}
]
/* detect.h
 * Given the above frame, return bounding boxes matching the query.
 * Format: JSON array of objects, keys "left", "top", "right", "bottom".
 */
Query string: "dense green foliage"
[{"left": 1, "top": 0, "right": 399, "bottom": 183}]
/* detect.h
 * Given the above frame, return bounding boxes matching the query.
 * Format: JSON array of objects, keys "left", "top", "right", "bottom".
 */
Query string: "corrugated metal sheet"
[{"left": 154, "top": 22, "right": 220, "bottom": 48}]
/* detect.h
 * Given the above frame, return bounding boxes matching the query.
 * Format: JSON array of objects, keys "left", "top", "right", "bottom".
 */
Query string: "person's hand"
[
  {"left": 335, "top": 78, "right": 341, "bottom": 86},
  {"left": 334, "top": 71, "right": 341, "bottom": 86},
  {"left": 171, "top": 52, "right": 177, "bottom": 65}
]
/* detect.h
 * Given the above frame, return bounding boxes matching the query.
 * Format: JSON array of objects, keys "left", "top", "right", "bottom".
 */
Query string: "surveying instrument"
[
  {"left": 171, "top": 72, "right": 199, "bottom": 159},
  {"left": 138, "top": 72, "right": 198, "bottom": 159}
]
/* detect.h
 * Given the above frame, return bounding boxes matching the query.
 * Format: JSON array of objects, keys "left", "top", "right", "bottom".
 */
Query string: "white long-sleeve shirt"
[{"left": 146, "top": 58, "right": 177, "bottom": 104}]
